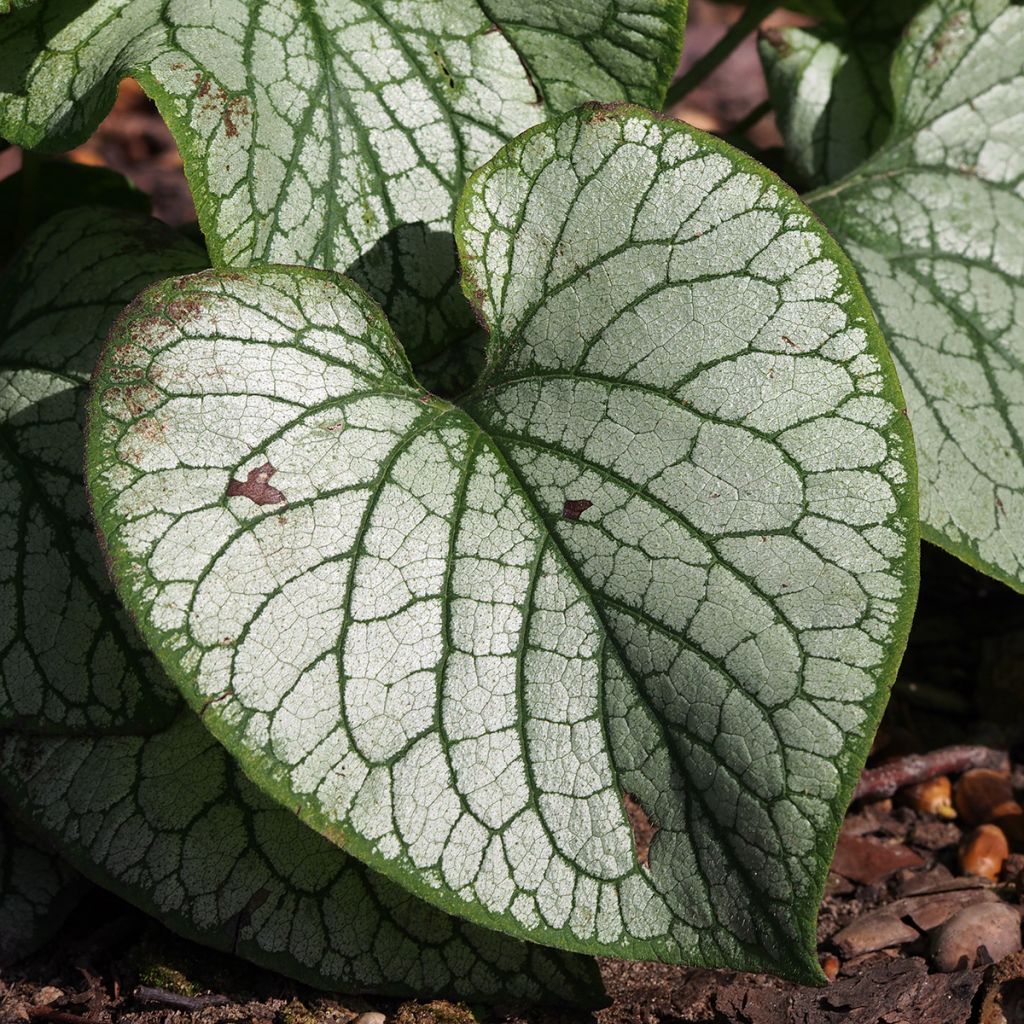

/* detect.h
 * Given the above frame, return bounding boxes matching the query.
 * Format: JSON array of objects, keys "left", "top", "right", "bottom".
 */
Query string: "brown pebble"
[
  {"left": 955, "top": 769, "right": 1021, "bottom": 826},
  {"left": 960, "top": 824, "right": 1011, "bottom": 882},
  {"left": 820, "top": 953, "right": 840, "bottom": 982},
  {"left": 931, "top": 902, "right": 1022, "bottom": 972},
  {"left": 902, "top": 775, "right": 956, "bottom": 817}
]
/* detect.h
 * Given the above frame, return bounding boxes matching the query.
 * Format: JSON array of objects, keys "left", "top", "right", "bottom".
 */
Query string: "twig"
[
  {"left": 133, "top": 985, "right": 231, "bottom": 1010},
  {"left": 854, "top": 745, "right": 1009, "bottom": 801},
  {"left": 664, "top": 0, "right": 780, "bottom": 108},
  {"left": 27, "top": 1009, "right": 104, "bottom": 1024},
  {"left": 729, "top": 98, "right": 772, "bottom": 139}
]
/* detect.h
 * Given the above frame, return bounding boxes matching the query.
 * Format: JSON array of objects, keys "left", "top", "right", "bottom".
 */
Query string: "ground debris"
[{"left": 713, "top": 956, "right": 985, "bottom": 1023}]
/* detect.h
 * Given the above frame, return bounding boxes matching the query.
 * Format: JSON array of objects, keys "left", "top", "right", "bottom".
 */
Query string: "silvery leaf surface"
[
  {"left": 87, "top": 106, "right": 919, "bottom": 980},
  {"left": 0, "top": 207, "right": 203, "bottom": 732},
  {"left": 0, "top": 0, "right": 686, "bottom": 363},
  {"left": 810, "top": 0, "right": 1024, "bottom": 591}
]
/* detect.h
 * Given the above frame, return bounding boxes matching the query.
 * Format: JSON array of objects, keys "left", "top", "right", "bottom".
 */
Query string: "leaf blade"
[
  {"left": 0, "top": 0, "right": 686, "bottom": 364},
  {"left": 88, "top": 108, "right": 919, "bottom": 978},
  {"left": 809, "top": 0, "right": 1024, "bottom": 591},
  {"left": 0, "top": 206, "right": 204, "bottom": 733}
]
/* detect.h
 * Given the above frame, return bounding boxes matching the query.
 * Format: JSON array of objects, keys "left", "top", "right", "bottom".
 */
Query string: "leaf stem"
[
  {"left": 15, "top": 148, "right": 41, "bottom": 251},
  {"left": 729, "top": 97, "right": 772, "bottom": 138},
  {"left": 664, "top": 1, "right": 780, "bottom": 108}
]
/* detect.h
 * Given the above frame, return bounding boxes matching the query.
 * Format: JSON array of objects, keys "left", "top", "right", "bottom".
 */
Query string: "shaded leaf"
[
  {"left": 0, "top": 206, "right": 204, "bottom": 732},
  {"left": 0, "top": 716, "right": 602, "bottom": 1003},
  {"left": 0, "top": 809, "right": 84, "bottom": 967},
  {"left": 0, "top": 160, "right": 149, "bottom": 263},
  {"left": 87, "top": 107, "right": 918, "bottom": 979},
  {"left": 810, "top": 0, "right": 1024, "bottom": 591}
]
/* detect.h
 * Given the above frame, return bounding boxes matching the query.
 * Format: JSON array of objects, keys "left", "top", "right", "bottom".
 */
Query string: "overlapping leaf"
[
  {"left": 0, "top": 810, "right": 84, "bottom": 967},
  {"left": 0, "top": 0, "right": 685, "bottom": 363},
  {"left": 88, "top": 107, "right": 918, "bottom": 979},
  {"left": 808, "top": 0, "right": 1024, "bottom": 591},
  {"left": 0, "top": 716, "right": 600, "bottom": 1002},
  {"left": 758, "top": 2, "right": 925, "bottom": 188},
  {"left": 0, "top": 207, "right": 202, "bottom": 731},
  {"left": 0, "top": 161, "right": 150, "bottom": 263},
  {"left": 0, "top": 205, "right": 601, "bottom": 1003}
]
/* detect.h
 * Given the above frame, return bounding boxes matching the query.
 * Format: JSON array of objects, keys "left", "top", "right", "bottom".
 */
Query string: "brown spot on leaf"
[
  {"left": 131, "top": 417, "right": 165, "bottom": 443},
  {"left": 227, "top": 462, "right": 286, "bottom": 506},
  {"left": 562, "top": 499, "right": 593, "bottom": 521},
  {"left": 759, "top": 26, "right": 791, "bottom": 59},
  {"left": 223, "top": 95, "right": 249, "bottom": 138},
  {"left": 623, "top": 792, "right": 658, "bottom": 870}
]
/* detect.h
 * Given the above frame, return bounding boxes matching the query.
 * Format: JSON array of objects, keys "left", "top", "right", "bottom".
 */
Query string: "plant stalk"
[{"left": 664, "top": 0, "right": 780, "bottom": 108}]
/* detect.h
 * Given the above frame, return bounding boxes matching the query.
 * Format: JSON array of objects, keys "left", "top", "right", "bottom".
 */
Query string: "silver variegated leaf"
[
  {"left": 0, "top": 0, "right": 686, "bottom": 363},
  {"left": 88, "top": 107, "right": 918, "bottom": 979},
  {"left": 0, "top": 205, "right": 601, "bottom": 1003},
  {"left": 809, "top": 0, "right": 1024, "bottom": 591}
]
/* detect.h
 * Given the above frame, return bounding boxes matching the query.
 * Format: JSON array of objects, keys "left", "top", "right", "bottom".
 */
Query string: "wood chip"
[
  {"left": 832, "top": 913, "right": 920, "bottom": 958},
  {"left": 830, "top": 834, "right": 924, "bottom": 885}
]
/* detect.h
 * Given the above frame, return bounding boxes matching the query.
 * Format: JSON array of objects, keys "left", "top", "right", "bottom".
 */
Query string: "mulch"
[{"left": 3, "top": 4, "right": 1024, "bottom": 1022}]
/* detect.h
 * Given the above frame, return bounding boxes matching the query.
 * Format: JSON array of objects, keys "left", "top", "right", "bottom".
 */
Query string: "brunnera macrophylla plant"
[{"left": 0, "top": 0, "right": 1019, "bottom": 1003}]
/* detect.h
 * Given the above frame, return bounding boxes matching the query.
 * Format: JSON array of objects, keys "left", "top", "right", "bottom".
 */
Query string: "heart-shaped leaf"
[
  {"left": 0, "top": 206, "right": 204, "bottom": 732},
  {"left": 88, "top": 106, "right": 918, "bottom": 979},
  {"left": 0, "top": 205, "right": 601, "bottom": 1003},
  {"left": 0, "top": 716, "right": 601, "bottom": 1003},
  {"left": 809, "top": 0, "right": 1024, "bottom": 591},
  {"left": 0, "top": 0, "right": 685, "bottom": 363},
  {"left": 0, "top": 810, "right": 84, "bottom": 967}
]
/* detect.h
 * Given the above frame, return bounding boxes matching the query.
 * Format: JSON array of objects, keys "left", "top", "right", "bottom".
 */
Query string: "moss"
[
  {"left": 127, "top": 934, "right": 199, "bottom": 996},
  {"left": 277, "top": 999, "right": 319, "bottom": 1024},
  {"left": 393, "top": 1000, "right": 478, "bottom": 1024}
]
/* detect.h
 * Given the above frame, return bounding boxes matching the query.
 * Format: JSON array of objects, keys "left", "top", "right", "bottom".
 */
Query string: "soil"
[{"left": 3, "top": 4, "right": 1024, "bottom": 1023}]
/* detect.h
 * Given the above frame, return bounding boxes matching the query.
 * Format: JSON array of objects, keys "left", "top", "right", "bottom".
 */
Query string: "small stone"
[
  {"left": 955, "top": 769, "right": 1021, "bottom": 826},
  {"left": 931, "top": 902, "right": 1023, "bottom": 972},
  {"left": 960, "top": 824, "right": 1010, "bottom": 882},
  {"left": 32, "top": 987, "right": 63, "bottom": 1007},
  {"left": 354, "top": 1013, "right": 386, "bottom": 1024},
  {"left": 820, "top": 953, "right": 840, "bottom": 982}
]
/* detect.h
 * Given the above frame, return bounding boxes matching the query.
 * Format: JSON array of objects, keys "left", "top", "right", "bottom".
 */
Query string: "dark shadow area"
[{"left": 344, "top": 223, "right": 486, "bottom": 398}]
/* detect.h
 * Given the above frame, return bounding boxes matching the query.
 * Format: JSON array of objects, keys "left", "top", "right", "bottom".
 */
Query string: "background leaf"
[
  {"left": 0, "top": 0, "right": 686, "bottom": 366},
  {"left": 87, "top": 107, "right": 918, "bottom": 980},
  {"left": 0, "top": 206, "right": 203, "bottom": 732},
  {"left": 0, "top": 715, "right": 602, "bottom": 1003},
  {"left": 0, "top": 810, "right": 84, "bottom": 968},
  {"left": 758, "top": 2, "right": 925, "bottom": 189},
  {"left": 809, "top": 0, "right": 1024, "bottom": 591}
]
